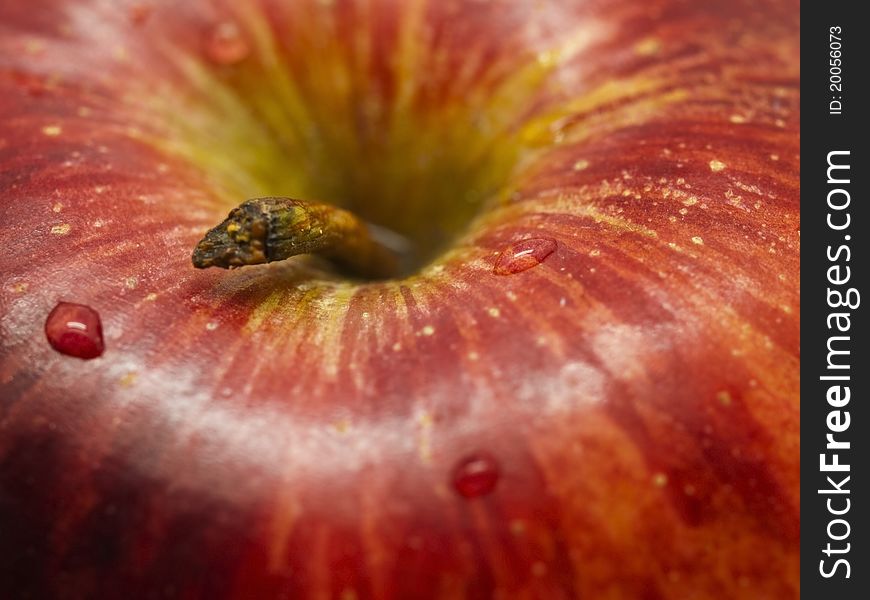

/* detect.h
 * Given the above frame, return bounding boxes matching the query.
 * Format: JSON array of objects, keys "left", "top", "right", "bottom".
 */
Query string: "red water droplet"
[
  {"left": 204, "top": 21, "right": 250, "bottom": 66},
  {"left": 452, "top": 453, "right": 500, "bottom": 498},
  {"left": 493, "top": 238, "right": 557, "bottom": 275},
  {"left": 44, "top": 302, "right": 105, "bottom": 359}
]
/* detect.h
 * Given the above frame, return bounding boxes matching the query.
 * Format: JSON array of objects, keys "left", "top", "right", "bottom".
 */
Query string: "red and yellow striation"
[{"left": 1, "top": 0, "right": 798, "bottom": 598}]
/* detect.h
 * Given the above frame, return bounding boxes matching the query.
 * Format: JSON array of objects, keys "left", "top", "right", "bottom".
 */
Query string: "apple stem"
[{"left": 191, "top": 197, "right": 400, "bottom": 279}]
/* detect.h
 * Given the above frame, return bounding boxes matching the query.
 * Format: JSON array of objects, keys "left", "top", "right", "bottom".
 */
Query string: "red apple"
[{"left": 0, "top": 0, "right": 799, "bottom": 598}]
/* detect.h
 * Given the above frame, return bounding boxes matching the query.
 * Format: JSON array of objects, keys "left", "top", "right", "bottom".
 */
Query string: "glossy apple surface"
[{"left": 0, "top": 0, "right": 799, "bottom": 598}]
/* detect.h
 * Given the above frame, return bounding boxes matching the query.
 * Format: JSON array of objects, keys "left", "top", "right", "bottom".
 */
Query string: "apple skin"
[{"left": 0, "top": 0, "right": 799, "bottom": 598}]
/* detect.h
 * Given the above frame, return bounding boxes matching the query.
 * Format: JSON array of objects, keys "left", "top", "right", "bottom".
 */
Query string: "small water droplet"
[
  {"left": 493, "top": 238, "right": 557, "bottom": 275},
  {"left": 44, "top": 302, "right": 105, "bottom": 359},
  {"left": 204, "top": 21, "right": 250, "bottom": 66},
  {"left": 452, "top": 453, "right": 500, "bottom": 498}
]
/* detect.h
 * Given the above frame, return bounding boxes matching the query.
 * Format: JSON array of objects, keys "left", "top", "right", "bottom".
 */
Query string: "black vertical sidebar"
[{"left": 801, "top": 1, "right": 869, "bottom": 597}]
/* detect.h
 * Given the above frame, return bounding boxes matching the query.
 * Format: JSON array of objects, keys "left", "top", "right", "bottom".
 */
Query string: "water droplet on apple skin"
[
  {"left": 44, "top": 302, "right": 105, "bottom": 359},
  {"left": 204, "top": 21, "right": 251, "bottom": 66},
  {"left": 493, "top": 238, "right": 557, "bottom": 275},
  {"left": 452, "top": 453, "right": 500, "bottom": 498}
]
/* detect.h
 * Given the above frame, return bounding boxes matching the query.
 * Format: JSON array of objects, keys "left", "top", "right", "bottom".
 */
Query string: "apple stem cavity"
[{"left": 192, "top": 197, "right": 402, "bottom": 279}]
